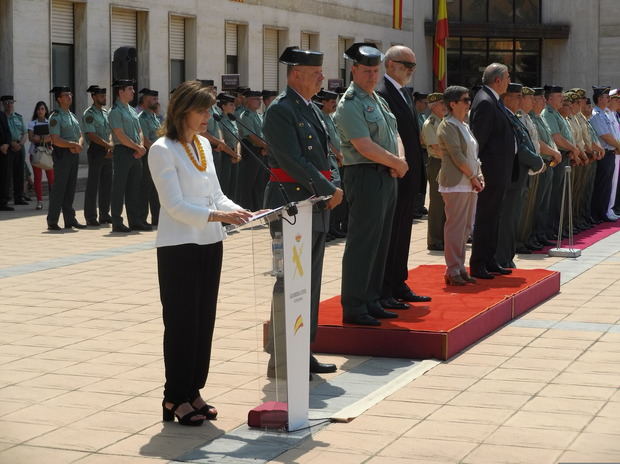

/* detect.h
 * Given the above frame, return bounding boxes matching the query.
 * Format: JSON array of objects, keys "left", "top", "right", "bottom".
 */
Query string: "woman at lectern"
[{"left": 149, "top": 80, "right": 252, "bottom": 426}]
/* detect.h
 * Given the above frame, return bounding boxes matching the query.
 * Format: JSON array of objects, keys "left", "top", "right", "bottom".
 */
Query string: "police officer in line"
[
  {"left": 215, "top": 92, "right": 242, "bottom": 198},
  {"left": 1, "top": 95, "right": 29, "bottom": 205},
  {"left": 496, "top": 83, "right": 544, "bottom": 269},
  {"left": 233, "top": 87, "right": 249, "bottom": 119},
  {"left": 262, "top": 46, "right": 343, "bottom": 379},
  {"left": 334, "top": 43, "right": 408, "bottom": 326},
  {"left": 413, "top": 91, "right": 429, "bottom": 218},
  {"left": 237, "top": 89, "right": 268, "bottom": 211},
  {"left": 82, "top": 85, "right": 113, "bottom": 226},
  {"left": 313, "top": 89, "right": 346, "bottom": 240},
  {"left": 108, "top": 79, "right": 149, "bottom": 233},
  {"left": 137, "top": 88, "right": 161, "bottom": 226},
  {"left": 262, "top": 90, "right": 278, "bottom": 109},
  {"left": 421, "top": 92, "right": 447, "bottom": 251},
  {"left": 541, "top": 85, "right": 579, "bottom": 239},
  {"left": 47, "top": 86, "right": 85, "bottom": 230}
]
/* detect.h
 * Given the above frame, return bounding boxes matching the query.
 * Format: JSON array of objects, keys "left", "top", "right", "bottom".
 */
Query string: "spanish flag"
[
  {"left": 433, "top": 0, "right": 449, "bottom": 91},
  {"left": 393, "top": 0, "right": 403, "bottom": 30}
]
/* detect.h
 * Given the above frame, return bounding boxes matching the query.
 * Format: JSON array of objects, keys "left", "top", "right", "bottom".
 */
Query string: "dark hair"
[
  {"left": 593, "top": 94, "right": 601, "bottom": 105},
  {"left": 161, "top": 80, "right": 215, "bottom": 141},
  {"left": 31, "top": 101, "right": 50, "bottom": 121},
  {"left": 443, "top": 85, "right": 469, "bottom": 112}
]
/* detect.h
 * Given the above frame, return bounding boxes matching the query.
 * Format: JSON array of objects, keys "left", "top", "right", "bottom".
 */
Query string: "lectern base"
[{"left": 248, "top": 401, "right": 288, "bottom": 430}]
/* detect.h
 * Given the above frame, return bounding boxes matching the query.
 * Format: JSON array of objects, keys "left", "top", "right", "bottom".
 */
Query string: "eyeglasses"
[
  {"left": 393, "top": 60, "right": 417, "bottom": 69},
  {"left": 459, "top": 97, "right": 472, "bottom": 104}
]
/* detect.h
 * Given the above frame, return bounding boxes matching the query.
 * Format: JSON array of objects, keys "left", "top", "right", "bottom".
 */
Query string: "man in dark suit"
[
  {"left": 469, "top": 63, "right": 516, "bottom": 279},
  {"left": 376, "top": 45, "right": 431, "bottom": 307},
  {"left": 0, "top": 110, "right": 13, "bottom": 211},
  {"left": 262, "top": 46, "right": 344, "bottom": 379}
]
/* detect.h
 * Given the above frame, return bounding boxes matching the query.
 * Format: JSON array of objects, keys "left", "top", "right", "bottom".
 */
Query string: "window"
[
  {"left": 263, "top": 28, "right": 280, "bottom": 91},
  {"left": 438, "top": 0, "right": 541, "bottom": 24},
  {"left": 170, "top": 16, "right": 186, "bottom": 90},
  {"left": 51, "top": 0, "right": 74, "bottom": 110},
  {"left": 338, "top": 36, "right": 354, "bottom": 85},
  {"left": 226, "top": 22, "right": 238, "bottom": 74},
  {"left": 446, "top": 38, "right": 541, "bottom": 87}
]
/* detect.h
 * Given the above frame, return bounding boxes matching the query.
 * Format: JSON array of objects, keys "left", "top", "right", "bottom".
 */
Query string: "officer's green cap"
[
  {"left": 563, "top": 91, "right": 578, "bottom": 103},
  {"left": 570, "top": 88, "right": 586, "bottom": 98},
  {"left": 216, "top": 93, "right": 235, "bottom": 104},
  {"left": 139, "top": 88, "right": 158, "bottom": 97},
  {"left": 87, "top": 85, "right": 106, "bottom": 95},
  {"left": 592, "top": 86, "right": 610, "bottom": 97},
  {"left": 544, "top": 85, "right": 563, "bottom": 94},
  {"left": 427, "top": 93, "right": 444, "bottom": 103},
  {"left": 316, "top": 89, "right": 338, "bottom": 100},
  {"left": 244, "top": 90, "right": 262, "bottom": 98},
  {"left": 261, "top": 90, "right": 278, "bottom": 98},
  {"left": 0, "top": 95, "right": 14, "bottom": 102},
  {"left": 344, "top": 42, "right": 384, "bottom": 66},
  {"left": 50, "top": 86, "right": 71, "bottom": 97},
  {"left": 279, "top": 46, "right": 323, "bottom": 66},
  {"left": 532, "top": 87, "right": 545, "bottom": 96},
  {"left": 112, "top": 79, "right": 135, "bottom": 88}
]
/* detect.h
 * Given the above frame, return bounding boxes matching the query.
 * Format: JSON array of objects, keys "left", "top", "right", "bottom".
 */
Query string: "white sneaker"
[
  {"left": 36, "top": 201, "right": 43, "bottom": 210},
  {"left": 607, "top": 210, "right": 619, "bottom": 220}
]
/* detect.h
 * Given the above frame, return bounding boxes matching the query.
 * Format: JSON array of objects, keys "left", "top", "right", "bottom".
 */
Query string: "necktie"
[{"left": 401, "top": 88, "right": 413, "bottom": 110}]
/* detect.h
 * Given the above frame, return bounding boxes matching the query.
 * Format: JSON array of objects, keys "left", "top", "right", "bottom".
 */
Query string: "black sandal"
[
  {"left": 162, "top": 400, "right": 205, "bottom": 426},
  {"left": 191, "top": 396, "right": 218, "bottom": 420}
]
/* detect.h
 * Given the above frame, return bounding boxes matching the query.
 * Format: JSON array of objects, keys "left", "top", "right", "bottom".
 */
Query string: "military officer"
[
  {"left": 216, "top": 92, "right": 242, "bottom": 198},
  {"left": 1, "top": 95, "right": 28, "bottom": 205},
  {"left": 47, "top": 86, "right": 86, "bottom": 230},
  {"left": 82, "top": 85, "right": 113, "bottom": 226},
  {"left": 421, "top": 92, "right": 447, "bottom": 251},
  {"left": 262, "top": 46, "right": 344, "bottom": 379},
  {"left": 313, "top": 89, "right": 347, "bottom": 240},
  {"left": 413, "top": 91, "right": 429, "bottom": 217},
  {"left": 334, "top": 43, "right": 408, "bottom": 326},
  {"left": 262, "top": 90, "right": 278, "bottom": 109},
  {"left": 237, "top": 90, "right": 268, "bottom": 211},
  {"left": 137, "top": 88, "right": 161, "bottom": 226},
  {"left": 529, "top": 87, "right": 561, "bottom": 246},
  {"left": 542, "top": 85, "right": 579, "bottom": 239},
  {"left": 108, "top": 79, "right": 149, "bottom": 232},
  {"left": 496, "top": 83, "right": 544, "bottom": 268},
  {"left": 233, "top": 87, "right": 249, "bottom": 119}
]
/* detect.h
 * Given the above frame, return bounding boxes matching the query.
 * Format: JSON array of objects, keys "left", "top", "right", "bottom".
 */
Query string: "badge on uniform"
[
  {"left": 50, "top": 119, "right": 58, "bottom": 127},
  {"left": 366, "top": 106, "right": 375, "bottom": 112},
  {"left": 85, "top": 115, "right": 94, "bottom": 123}
]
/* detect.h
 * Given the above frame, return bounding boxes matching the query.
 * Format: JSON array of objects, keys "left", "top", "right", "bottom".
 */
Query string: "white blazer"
[{"left": 148, "top": 135, "right": 241, "bottom": 248}]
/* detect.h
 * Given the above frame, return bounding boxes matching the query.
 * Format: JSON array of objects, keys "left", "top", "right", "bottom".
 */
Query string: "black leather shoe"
[
  {"left": 395, "top": 289, "right": 432, "bottom": 303},
  {"left": 14, "top": 199, "right": 28, "bottom": 205},
  {"left": 369, "top": 307, "right": 398, "bottom": 319},
  {"left": 329, "top": 229, "right": 346, "bottom": 239},
  {"left": 112, "top": 224, "right": 132, "bottom": 233},
  {"left": 86, "top": 220, "right": 100, "bottom": 226},
  {"left": 47, "top": 224, "right": 61, "bottom": 231},
  {"left": 343, "top": 314, "right": 381, "bottom": 326},
  {"left": 412, "top": 213, "right": 424, "bottom": 220},
  {"left": 310, "top": 355, "right": 337, "bottom": 374},
  {"left": 516, "top": 247, "right": 532, "bottom": 254},
  {"left": 0, "top": 205, "right": 15, "bottom": 211},
  {"left": 65, "top": 222, "right": 87, "bottom": 229},
  {"left": 527, "top": 241, "right": 543, "bottom": 251},
  {"left": 99, "top": 216, "right": 113, "bottom": 224},
  {"left": 537, "top": 238, "right": 553, "bottom": 246},
  {"left": 379, "top": 297, "right": 410, "bottom": 310},
  {"left": 427, "top": 244, "right": 444, "bottom": 251},
  {"left": 470, "top": 266, "right": 494, "bottom": 279},
  {"left": 487, "top": 264, "right": 512, "bottom": 275},
  {"left": 130, "top": 223, "right": 153, "bottom": 231}
]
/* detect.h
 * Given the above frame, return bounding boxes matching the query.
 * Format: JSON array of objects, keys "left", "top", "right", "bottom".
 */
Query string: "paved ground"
[{"left": 0, "top": 196, "right": 619, "bottom": 464}]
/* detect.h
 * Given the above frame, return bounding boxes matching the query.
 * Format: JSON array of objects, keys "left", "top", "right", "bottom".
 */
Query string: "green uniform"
[
  {"left": 82, "top": 105, "right": 112, "bottom": 223},
  {"left": 207, "top": 106, "right": 223, "bottom": 176},
  {"left": 47, "top": 108, "right": 82, "bottom": 227},
  {"left": 421, "top": 113, "right": 445, "bottom": 249},
  {"left": 530, "top": 111, "right": 556, "bottom": 243},
  {"left": 334, "top": 82, "right": 399, "bottom": 320},
  {"left": 138, "top": 110, "right": 161, "bottom": 225},
  {"left": 236, "top": 108, "right": 266, "bottom": 211},
  {"left": 582, "top": 116, "right": 601, "bottom": 224},
  {"left": 218, "top": 112, "right": 239, "bottom": 200},
  {"left": 542, "top": 104, "right": 573, "bottom": 237},
  {"left": 233, "top": 104, "right": 246, "bottom": 120},
  {"left": 496, "top": 111, "right": 544, "bottom": 268},
  {"left": 7, "top": 112, "right": 27, "bottom": 202},
  {"left": 262, "top": 87, "right": 337, "bottom": 378},
  {"left": 108, "top": 100, "right": 143, "bottom": 228}
]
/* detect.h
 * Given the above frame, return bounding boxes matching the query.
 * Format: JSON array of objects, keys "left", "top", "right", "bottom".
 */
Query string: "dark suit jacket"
[
  {"left": 507, "top": 113, "right": 545, "bottom": 187},
  {"left": 262, "top": 86, "right": 336, "bottom": 232},
  {"left": 0, "top": 112, "right": 10, "bottom": 146},
  {"left": 469, "top": 86, "right": 516, "bottom": 186},
  {"left": 376, "top": 76, "right": 423, "bottom": 194}
]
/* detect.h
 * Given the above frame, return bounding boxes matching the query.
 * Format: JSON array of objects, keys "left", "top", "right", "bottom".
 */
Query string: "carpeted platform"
[
  {"left": 535, "top": 221, "right": 620, "bottom": 254},
  {"left": 312, "top": 265, "right": 560, "bottom": 360}
]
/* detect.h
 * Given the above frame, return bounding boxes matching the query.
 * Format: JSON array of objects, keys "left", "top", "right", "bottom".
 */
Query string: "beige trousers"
[{"left": 442, "top": 191, "right": 477, "bottom": 277}]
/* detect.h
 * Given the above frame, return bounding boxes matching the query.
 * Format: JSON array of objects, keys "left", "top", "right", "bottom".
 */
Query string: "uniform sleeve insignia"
[
  {"left": 50, "top": 118, "right": 58, "bottom": 127},
  {"left": 85, "top": 115, "right": 94, "bottom": 123},
  {"left": 366, "top": 106, "right": 375, "bottom": 112}
]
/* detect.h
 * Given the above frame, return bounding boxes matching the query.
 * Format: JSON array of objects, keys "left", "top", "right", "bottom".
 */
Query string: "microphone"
[
  {"left": 213, "top": 112, "right": 298, "bottom": 217},
  {"left": 227, "top": 113, "right": 268, "bottom": 145}
]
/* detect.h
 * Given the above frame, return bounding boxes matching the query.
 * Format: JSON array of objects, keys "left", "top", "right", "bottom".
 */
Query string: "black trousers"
[
  {"left": 47, "top": 147, "right": 78, "bottom": 226},
  {"left": 236, "top": 142, "right": 267, "bottom": 211},
  {"left": 382, "top": 175, "right": 416, "bottom": 298},
  {"left": 0, "top": 149, "right": 10, "bottom": 206},
  {"left": 532, "top": 163, "right": 554, "bottom": 242},
  {"left": 111, "top": 145, "right": 142, "bottom": 227},
  {"left": 158, "top": 242, "right": 223, "bottom": 404},
  {"left": 138, "top": 152, "right": 160, "bottom": 225},
  {"left": 83, "top": 144, "right": 112, "bottom": 222},
  {"left": 470, "top": 181, "right": 508, "bottom": 270},
  {"left": 591, "top": 150, "right": 616, "bottom": 221},
  {"left": 9, "top": 147, "right": 25, "bottom": 200}
]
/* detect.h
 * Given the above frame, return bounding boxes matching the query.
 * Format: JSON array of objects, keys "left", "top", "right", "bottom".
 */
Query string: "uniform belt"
[
  {"left": 269, "top": 168, "right": 332, "bottom": 183},
  {"left": 348, "top": 163, "right": 390, "bottom": 173}
]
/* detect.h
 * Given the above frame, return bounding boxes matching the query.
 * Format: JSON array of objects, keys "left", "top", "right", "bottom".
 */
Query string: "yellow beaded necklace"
[{"left": 182, "top": 135, "right": 207, "bottom": 171}]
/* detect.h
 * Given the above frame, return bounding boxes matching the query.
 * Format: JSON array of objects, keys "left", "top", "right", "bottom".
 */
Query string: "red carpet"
[
  {"left": 534, "top": 221, "right": 620, "bottom": 254},
  {"left": 312, "top": 265, "right": 559, "bottom": 360}
]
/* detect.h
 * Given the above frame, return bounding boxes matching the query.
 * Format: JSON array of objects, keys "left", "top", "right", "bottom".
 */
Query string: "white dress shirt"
[
  {"left": 384, "top": 73, "right": 409, "bottom": 105},
  {"left": 149, "top": 135, "right": 241, "bottom": 248}
]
